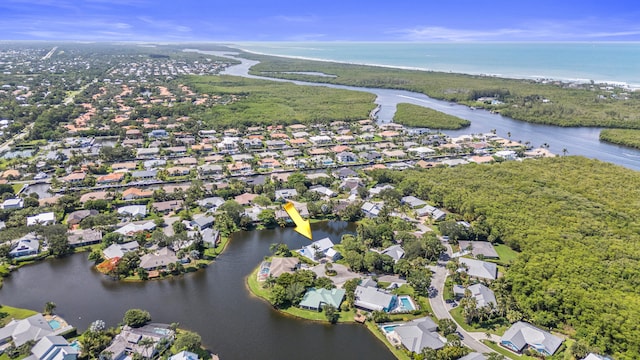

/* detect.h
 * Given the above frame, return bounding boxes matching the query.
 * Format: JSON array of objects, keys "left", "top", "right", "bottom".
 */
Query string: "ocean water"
[{"left": 233, "top": 42, "right": 640, "bottom": 87}]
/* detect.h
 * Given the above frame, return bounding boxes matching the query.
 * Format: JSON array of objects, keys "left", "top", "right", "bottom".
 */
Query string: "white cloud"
[{"left": 393, "top": 19, "right": 640, "bottom": 41}]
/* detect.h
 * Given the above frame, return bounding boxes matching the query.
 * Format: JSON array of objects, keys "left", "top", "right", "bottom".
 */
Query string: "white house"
[
  {"left": 299, "top": 237, "right": 340, "bottom": 262},
  {"left": 27, "top": 212, "right": 55, "bottom": 226}
]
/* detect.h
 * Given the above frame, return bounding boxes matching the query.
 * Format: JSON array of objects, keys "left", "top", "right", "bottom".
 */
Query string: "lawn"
[
  {"left": 492, "top": 244, "right": 519, "bottom": 265},
  {"left": 481, "top": 340, "right": 538, "bottom": 360},
  {"left": 449, "top": 307, "right": 510, "bottom": 336},
  {"left": 364, "top": 321, "right": 411, "bottom": 360},
  {"left": 0, "top": 305, "right": 38, "bottom": 327},
  {"left": 246, "top": 266, "right": 354, "bottom": 324}
]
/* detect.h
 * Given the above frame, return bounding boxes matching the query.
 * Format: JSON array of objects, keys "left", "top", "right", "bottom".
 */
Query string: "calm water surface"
[
  {"left": 190, "top": 49, "right": 640, "bottom": 171},
  {"left": 0, "top": 222, "right": 393, "bottom": 360}
]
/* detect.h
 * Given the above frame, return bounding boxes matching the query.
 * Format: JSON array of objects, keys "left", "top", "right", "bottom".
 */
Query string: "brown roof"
[
  {"left": 234, "top": 193, "right": 258, "bottom": 206},
  {"left": 80, "top": 191, "right": 110, "bottom": 203}
]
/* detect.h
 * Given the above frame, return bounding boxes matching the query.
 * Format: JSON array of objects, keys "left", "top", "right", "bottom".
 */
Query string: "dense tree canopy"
[{"left": 370, "top": 156, "right": 640, "bottom": 358}]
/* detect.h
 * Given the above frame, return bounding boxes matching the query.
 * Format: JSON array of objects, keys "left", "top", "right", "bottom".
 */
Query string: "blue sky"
[{"left": 1, "top": 0, "right": 640, "bottom": 42}]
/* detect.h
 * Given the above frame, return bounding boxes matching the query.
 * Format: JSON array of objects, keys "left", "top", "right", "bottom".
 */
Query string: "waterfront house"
[
  {"left": 336, "top": 151, "right": 358, "bottom": 164},
  {"left": 9, "top": 234, "right": 40, "bottom": 257},
  {"left": 101, "top": 323, "right": 174, "bottom": 360},
  {"left": 0, "top": 314, "right": 55, "bottom": 346},
  {"left": 500, "top": 321, "right": 563, "bottom": 356},
  {"left": 299, "top": 288, "right": 346, "bottom": 311},
  {"left": 299, "top": 237, "right": 340, "bottom": 262},
  {"left": 139, "top": 247, "right": 179, "bottom": 270},
  {"left": 27, "top": 212, "right": 56, "bottom": 226},
  {"left": 169, "top": 351, "right": 200, "bottom": 360},
  {"left": 67, "top": 229, "right": 103, "bottom": 248},
  {"left": 268, "top": 257, "right": 300, "bottom": 278},
  {"left": 198, "top": 164, "right": 223, "bottom": 176},
  {"left": 96, "top": 172, "right": 124, "bottom": 184},
  {"left": 354, "top": 285, "right": 396, "bottom": 312},
  {"left": 102, "top": 241, "right": 139, "bottom": 259},
  {"left": 390, "top": 317, "right": 445, "bottom": 353},
  {"left": 29, "top": 335, "right": 79, "bottom": 360},
  {"left": 199, "top": 228, "right": 220, "bottom": 247},
  {"left": 60, "top": 172, "right": 86, "bottom": 184},
  {"left": 458, "top": 258, "right": 498, "bottom": 281}
]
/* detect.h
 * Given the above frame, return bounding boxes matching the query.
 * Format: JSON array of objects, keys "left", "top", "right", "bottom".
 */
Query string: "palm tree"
[
  {"left": 44, "top": 301, "right": 56, "bottom": 315},
  {"left": 562, "top": 148, "right": 568, "bottom": 156}
]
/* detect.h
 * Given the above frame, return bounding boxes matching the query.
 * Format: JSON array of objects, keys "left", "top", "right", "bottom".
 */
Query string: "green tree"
[
  {"left": 438, "top": 318, "right": 457, "bottom": 336},
  {"left": 123, "top": 309, "right": 151, "bottom": 328},
  {"left": 323, "top": 304, "right": 339, "bottom": 324},
  {"left": 44, "top": 301, "right": 56, "bottom": 315},
  {"left": 173, "top": 330, "right": 202, "bottom": 352}
]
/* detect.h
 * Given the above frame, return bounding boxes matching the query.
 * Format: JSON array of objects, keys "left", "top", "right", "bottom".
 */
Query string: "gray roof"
[
  {"left": 459, "top": 257, "right": 498, "bottom": 280},
  {"left": 468, "top": 283, "right": 497, "bottom": 308},
  {"left": 459, "top": 241, "right": 499, "bottom": 258},
  {"left": 0, "top": 314, "right": 53, "bottom": 346},
  {"left": 31, "top": 335, "right": 78, "bottom": 360},
  {"left": 394, "top": 317, "right": 444, "bottom": 353},
  {"left": 354, "top": 285, "right": 395, "bottom": 312},
  {"left": 67, "top": 229, "right": 103, "bottom": 246},
  {"left": 381, "top": 245, "right": 405, "bottom": 262},
  {"left": 9, "top": 238, "right": 40, "bottom": 257},
  {"left": 103, "top": 241, "right": 139, "bottom": 259},
  {"left": 139, "top": 247, "right": 179, "bottom": 270},
  {"left": 401, "top": 196, "right": 427, "bottom": 208},
  {"left": 500, "top": 321, "right": 563, "bottom": 355},
  {"left": 117, "top": 205, "right": 147, "bottom": 218},
  {"left": 191, "top": 214, "right": 214, "bottom": 229},
  {"left": 459, "top": 353, "right": 487, "bottom": 360},
  {"left": 131, "top": 170, "right": 157, "bottom": 178},
  {"left": 197, "top": 197, "right": 225, "bottom": 209},
  {"left": 275, "top": 189, "right": 298, "bottom": 200}
]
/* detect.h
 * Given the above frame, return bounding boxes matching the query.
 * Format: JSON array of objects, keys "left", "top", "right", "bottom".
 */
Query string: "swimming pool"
[
  {"left": 381, "top": 325, "right": 399, "bottom": 334},
  {"left": 69, "top": 340, "right": 81, "bottom": 351},
  {"left": 398, "top": 296, "right": 416, "bottom": 311},
  {"left": 48, "top": 319, "right": 61, "bottom": 330}
]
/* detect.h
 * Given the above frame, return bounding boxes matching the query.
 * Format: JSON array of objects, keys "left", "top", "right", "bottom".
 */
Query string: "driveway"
[
  {"left": 428, "top": 239, "right": 496, "bottom": 354},
  {"left": 309, "top": 263, "right": 360, "bottom": 288}
]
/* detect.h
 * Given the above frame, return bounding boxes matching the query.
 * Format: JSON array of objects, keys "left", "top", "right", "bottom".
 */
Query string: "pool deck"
[{"left": 43, "top": 314, "right": 75, "bottom": 335}]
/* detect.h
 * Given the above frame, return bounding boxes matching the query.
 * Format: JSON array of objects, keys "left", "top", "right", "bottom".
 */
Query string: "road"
[
  {"left": 0, "top": 123, "right": 34, "bottom": 154},
  {"left": 428, "top": 238, "right": 496, "bottom": 354}
]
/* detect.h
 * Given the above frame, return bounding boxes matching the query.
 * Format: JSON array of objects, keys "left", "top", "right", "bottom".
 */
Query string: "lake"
[{"left": 0, "top": 221, "right": 395, "bottom": 360}]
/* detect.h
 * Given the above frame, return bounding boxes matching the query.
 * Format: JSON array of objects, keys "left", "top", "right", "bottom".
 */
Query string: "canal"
[
  {"left": 190, "top": 49, "right": 640, "bottom": 171},
  {"left": 0, "top": 221, "right": 394, "bottom": 360}
]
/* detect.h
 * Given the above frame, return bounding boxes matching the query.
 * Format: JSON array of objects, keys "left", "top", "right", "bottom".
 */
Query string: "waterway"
[
  {"left": 0, "top": 222, "right": 394, "bottom": 360},
  {"left": 188, "top": 49, "right": 640, "bottom": 171}
]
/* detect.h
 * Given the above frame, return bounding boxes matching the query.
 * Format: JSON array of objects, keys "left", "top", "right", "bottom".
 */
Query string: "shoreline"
[{"left": 230, "top": 44, "right": 640, "bottom": 90}]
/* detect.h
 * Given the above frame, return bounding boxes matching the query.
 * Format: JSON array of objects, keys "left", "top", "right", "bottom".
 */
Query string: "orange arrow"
[{"left": 283, "top": 202, "right": 312, "bottom": 240}]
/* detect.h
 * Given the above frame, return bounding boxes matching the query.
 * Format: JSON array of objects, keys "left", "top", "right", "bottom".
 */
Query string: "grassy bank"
[
  {"left": 245, "top": 54, "right": 640, "bottom": 128},
  {"left": 394, "top": 103, "right": 470, "bottom": 129},
  {"left": 246, "top": 265, "right": 355, "bottom": 324},
  {"left": 599, "top": 128, "right": 640, "bottom": 149},
  {"left": 0, "top": 305, "right": 38, "bottom": 327}
]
